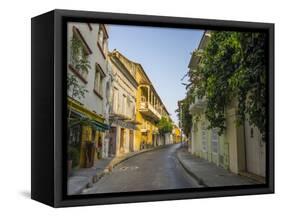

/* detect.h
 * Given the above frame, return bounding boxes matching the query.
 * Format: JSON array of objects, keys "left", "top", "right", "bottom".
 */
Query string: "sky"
[{"left": 108, "top": 24, "right": 203, "bottom": 124}]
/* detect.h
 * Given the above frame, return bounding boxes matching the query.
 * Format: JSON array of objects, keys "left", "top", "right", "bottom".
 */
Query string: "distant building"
[
  {"left": 135, "top": 64, "right": 171, "bottom": 148},
  {"left": 172, "top": 124, "right": 181, "bottom": 144},
  {"left": 109, "top": 50, "right": 172, "bottom": 151},
  {"left": 177, "top": 99, "right": 185, "bottom": 137}
]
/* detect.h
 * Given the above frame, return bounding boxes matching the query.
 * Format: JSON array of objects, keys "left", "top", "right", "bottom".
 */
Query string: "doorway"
[
  {"left": 244, "top": 121, "right": 265, "bottom": 177},
  {"left": 129, "top": 130, "right": 134, "bottom": 152},
  {"left": 120, "top": 128, "right": 125, "bottom": 153},
  {"left": 109, "top": 127, "right": 116, "bottom": 157}
]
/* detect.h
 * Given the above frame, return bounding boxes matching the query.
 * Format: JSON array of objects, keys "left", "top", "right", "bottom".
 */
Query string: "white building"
[
  {"left": 108, "top": 50, "right": 138, "bottom": 157},
  {"left": 188, "top": 31, "right": 265, "bottom": 180},
  {"left": 67, "top": 22, "right": 111, "bottom": 168}
]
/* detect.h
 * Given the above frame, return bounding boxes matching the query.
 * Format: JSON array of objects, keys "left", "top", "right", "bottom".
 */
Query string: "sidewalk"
[
  {"left": 176, "top": 147, "right": 258, "bottom": 187},
  {"left": 67, "top": 157, "right": 113, "bottom": 195},
  {"left": 68, "top": 144, "right": 170, "bottom": 195}
]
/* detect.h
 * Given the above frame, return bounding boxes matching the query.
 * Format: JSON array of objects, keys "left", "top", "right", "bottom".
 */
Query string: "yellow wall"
[
  {"left": 79, "top": 125, "right": 104, "bottom": 168},
  {"left": 68, "top": 98, "right": 106, "bottom": 168},
  {"left": 173, "top": 126, "right": 181, "bottom": 143},
  {"left": 79, "top": 125, "right": 92, "bottom": 168},
  {"left": 134, "top": 66, "right": 159, "bottom": 150}
]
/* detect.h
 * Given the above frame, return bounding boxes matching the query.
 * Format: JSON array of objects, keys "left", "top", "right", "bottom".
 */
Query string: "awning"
[
  {"left": 89, "top": 119, "right": 110, "bottom": 132},
  {"left": 69, "top": 110, "right": 109, "bottom": 132}
]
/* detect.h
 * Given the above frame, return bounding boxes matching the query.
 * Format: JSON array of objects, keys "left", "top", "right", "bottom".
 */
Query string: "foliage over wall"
[
  {"left": 187, "top": 31, "right": 267, "bottom": 140},
  {"left": 70, "top": 34, "right": 91, "bottom": 74}
]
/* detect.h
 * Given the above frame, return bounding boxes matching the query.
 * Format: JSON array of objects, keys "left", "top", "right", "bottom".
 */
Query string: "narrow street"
[{"left": 83, "top": 143, "right": 201, "bottom": 194}]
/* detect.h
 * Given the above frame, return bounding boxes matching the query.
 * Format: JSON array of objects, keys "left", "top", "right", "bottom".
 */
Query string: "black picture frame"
[{"left": 31, "top": 9, "right": 274, "bottom": 207}]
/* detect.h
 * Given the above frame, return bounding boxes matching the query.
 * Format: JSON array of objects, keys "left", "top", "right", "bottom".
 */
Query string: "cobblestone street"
[{"left": 83, "top": 144, "right": 201, "bottom": 194}]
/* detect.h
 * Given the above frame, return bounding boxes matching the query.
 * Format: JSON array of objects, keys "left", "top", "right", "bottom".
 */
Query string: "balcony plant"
[{"left": 70, "top": 35, "right": 91, "bottom": 75}]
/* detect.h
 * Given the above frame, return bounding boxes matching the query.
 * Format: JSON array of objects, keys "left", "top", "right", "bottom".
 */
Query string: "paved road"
[{"left": 83, "top": 143, "right": 201, "bottom": 194}]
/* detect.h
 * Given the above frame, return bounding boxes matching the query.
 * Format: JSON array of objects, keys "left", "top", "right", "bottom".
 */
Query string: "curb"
[
  {"left": 68, "top": 176, "right": 92, "bottom": 195},
  {"left": 175, "top": 149, "right": 208, "bottom": 187}
]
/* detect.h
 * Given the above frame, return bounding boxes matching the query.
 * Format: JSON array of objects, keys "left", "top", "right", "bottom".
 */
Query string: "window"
[
  {"left": 127, "top": 96, "right": 131, "bottom": 116},
  {"left": 98, "top": 27, "right": 104, "bottom": 46},
  {"left": 69, "top": 26, "right": 92, "bottom": 83},
  {"left": 122, "top": 94, "right": 126, "bottom": 115},
  {"left": 112, "top": 88, "right": 118, "bottom": 113},
  {"left": 211, "top": 129, "right": 219, "bottom": 153},
  {"left": 68, "top": 125, "right": 81, "bottom": 147},
  {"left": 97, "top": 24, "right": 108, "bottom": 57},
  {"left": 94, "top": 63, "right": 105, "bottom": 98}
]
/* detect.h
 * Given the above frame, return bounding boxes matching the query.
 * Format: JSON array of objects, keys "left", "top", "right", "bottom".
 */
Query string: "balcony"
[
  {"left": 189, "top": 96, "right": 207, "bottom": 114},
  {"left": 139, "top": 101, "right": 161, "bottom": 121}
]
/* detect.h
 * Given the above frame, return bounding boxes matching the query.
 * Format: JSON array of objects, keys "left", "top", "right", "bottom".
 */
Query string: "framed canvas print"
[{"left": 31, "top": 9, "right": 274, "bottom": 207}]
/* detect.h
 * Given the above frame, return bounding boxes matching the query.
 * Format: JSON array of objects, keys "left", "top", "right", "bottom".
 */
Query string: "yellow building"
[
  {"left": 172, "top": 124, "right": 181, "bottom": 144},
  {"left": 135, "top": 64, "right": 171, "bottom": 150},
  {"left": 111, "top": 51, "right": 170, "bottom": 151}
]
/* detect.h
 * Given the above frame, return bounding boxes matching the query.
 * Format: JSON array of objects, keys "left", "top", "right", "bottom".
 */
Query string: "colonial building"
[
  {"left": 188, "top": 31, "right": 265, "bottom": 180},
  {"left": 108, "top": 50, "right": 138, "bottom": 157},
  {"left": 67, "top": 22, "right": 111, "bottom": 168},
  {"left": 109, "top": 50, "right": 171, "bottom": 151},
  {"left": 172, "top": 124, "right": 181, "bottom": 144}
]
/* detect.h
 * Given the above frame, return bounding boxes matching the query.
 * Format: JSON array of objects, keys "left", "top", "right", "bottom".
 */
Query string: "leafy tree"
[
  {"left": 157, "top": 116, "right": 173, "bottom": 136},
  {"left": 67, "top": 73, "right": 89, "bottom": 126},
  {"left": 68, "top": 34, "right": 90, "bottom": 123},
  {"left": 67, "top": 73, "right": 88, "bottom": 100},
  {"left": 188, "top": 31, "right": 267, "bottom": 140},
  {"left": 176, "top": 98, "right": 192, "bottom": 138}
]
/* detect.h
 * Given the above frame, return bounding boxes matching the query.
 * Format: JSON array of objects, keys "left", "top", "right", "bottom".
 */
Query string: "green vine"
[
  {"left": 188, "top": 31, "right": 267, "bottom": 140},
  {"left": 70, "top": 34, "right": 91, "bottom": 74},
  {"left": 176, "top": 98, "right": 193, "bottom": 137}
]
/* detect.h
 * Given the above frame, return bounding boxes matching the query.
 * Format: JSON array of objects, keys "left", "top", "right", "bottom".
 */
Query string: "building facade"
[
  {"left": 67, "top": 22, "right": 111, "bottom": 168},
  {"left": 108, "top": 50, "right": 138, "bottom": 157},
  {"left": 135, "top": 62, "right": 171, "bottom": 149},
  {"left": 188, "top": 31, "right": 265, "bottom": 179},
  {"left": 109, "top": 50, "right": 172, "bottom": 151},
  {"left": 172, "top": 124, "right": 181, "bottom": 144}
]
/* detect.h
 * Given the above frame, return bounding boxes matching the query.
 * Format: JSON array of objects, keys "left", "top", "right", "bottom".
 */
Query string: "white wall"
[
  {"left": 0, "top": 0, "right": 280, "bottom": 217},
  {"left": 67, "top": 23, "right": 108, "bottom": 117},
  {"left": 110, "top": 57, "right": 137, "bottom": 119}
]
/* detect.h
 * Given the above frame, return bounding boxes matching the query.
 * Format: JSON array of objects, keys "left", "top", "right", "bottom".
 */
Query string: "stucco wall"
[{"left": 67, "top": 22, "right": 108, "bottom": 117}]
